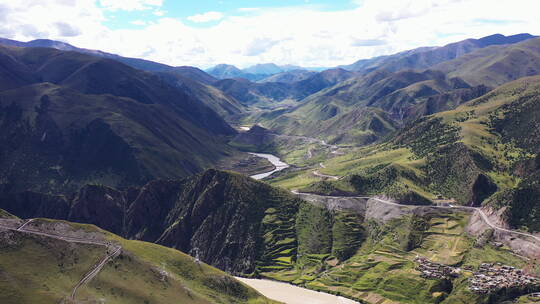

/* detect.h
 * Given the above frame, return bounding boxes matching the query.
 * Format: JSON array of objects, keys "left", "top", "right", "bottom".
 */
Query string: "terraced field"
[{"left": 258, "top": 211, "right": 532, "bottom": 304}]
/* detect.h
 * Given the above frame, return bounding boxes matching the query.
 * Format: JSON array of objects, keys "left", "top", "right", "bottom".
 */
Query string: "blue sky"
[
  {"left": 1, "top": 0, "right": 538, "bottom": 68},
  {"left": 103, "top": 0, "right": 359, "bottom": 30}
]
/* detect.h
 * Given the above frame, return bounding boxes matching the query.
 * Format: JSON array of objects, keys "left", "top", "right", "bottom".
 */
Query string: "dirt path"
[
  {"left": 17, "top": 219, "right": 36, "bottom": 231},
  {"left": 312, "top": 163, "right": 340, "bottom": 180},
  {"left": 0, "top": 219, "right": 121, "bottom": 302},
  {"left": 313, "top": 165, "right": 341, "bottom": 180},
  {"left": 475, "top": 208, "right": 540, "bottom": 243},
  {"left": 69, "top": 246, "right": 122, "bottom": 301}
]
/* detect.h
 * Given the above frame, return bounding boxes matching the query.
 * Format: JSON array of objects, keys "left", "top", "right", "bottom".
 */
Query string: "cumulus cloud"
[
  {"left": 0, "top": 0, "right": 105, "bottom": 41},
  {"left": 55, "top": 22, "right": 80, "bottom": 37},
  {"left": 98, "top": 0, "right": 162, "bottom": 11},
  {"left": 244, "top": 38, "right": 283, "bottom": 56},
  {"left": 0, "top": 0, "right": 538, "bottom": 68},
  {"left": 352, "top": 39, "right": 387, "bottom": 47},
  {"left": 153, "top": 10, "right": 166, "bottom": 16},
  {"left": 130, "top": 20, "right": 147, "bottom": 26},
  {"left": 187, "top": 11, "right": 224, "bottom": 23}
]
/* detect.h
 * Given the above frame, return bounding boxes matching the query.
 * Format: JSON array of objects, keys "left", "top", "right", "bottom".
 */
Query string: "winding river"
[
  {"left": 249, "top": 153, "right": 290, "bottom": 180},
  {"left": 245, "top": 153, "right": 361, "bottom": 304}
]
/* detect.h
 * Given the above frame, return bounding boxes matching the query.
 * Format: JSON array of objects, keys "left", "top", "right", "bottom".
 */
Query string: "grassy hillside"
[
  {"left": 214, "top": 68, "right": 356, "bottom": 107},
  {"left": 1, "top": 168, "right": 537, "bottom": 303},
  {"left": 434, "top": 37, "right": 540, "bottom": 87},
  {"left": 158, "top": 71, "right": 246, "bottom": 120},
  {"left": 255, "top": 70, "right": 488, "bottom": 145},
  {"left": 341, "top": 34, "right": 536, "bottom": 74},
  {"left": 260, "top": 206, "right": 536, "bottom": 304},
  {"left": 272, "top": 76, "right": 540, "bottom": 231},
  {"left": 0, "top": 44, "right": 241, "bottom": 193},
  {"left": 0, "top": 214, "right": 278, "bottom": 304},
  {"left": 249, "top": 37, "right": 540, "bottom": 147}
]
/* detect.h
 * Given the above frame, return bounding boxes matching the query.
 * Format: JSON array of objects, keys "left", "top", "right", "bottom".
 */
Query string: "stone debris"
[
  {"left": 469, "top": 263, "right": 540, "bottom": 294},
  {"left": 414, "top": 256, "right": 461, "bottom": 280}
]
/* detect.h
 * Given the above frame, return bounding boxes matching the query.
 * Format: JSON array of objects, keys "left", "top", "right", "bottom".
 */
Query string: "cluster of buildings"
[
  {"left": 414, "top": 256, "right": 540, "bottom": 296},
  {"left": 414, "top": 256, "right": 461, "bottom": 279},
  {"left": 469, "top": 263, "right": 540, "bottom": 294}
]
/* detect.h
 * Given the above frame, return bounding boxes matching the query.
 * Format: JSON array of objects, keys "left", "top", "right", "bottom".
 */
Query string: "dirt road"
[{"left": 0, "top": 219, "right": 121, "bottom": 302}]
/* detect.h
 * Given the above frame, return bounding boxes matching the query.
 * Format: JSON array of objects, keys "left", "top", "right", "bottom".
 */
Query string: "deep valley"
[{"left": 1, "top": 30, "right": 540, "bottom": 304}]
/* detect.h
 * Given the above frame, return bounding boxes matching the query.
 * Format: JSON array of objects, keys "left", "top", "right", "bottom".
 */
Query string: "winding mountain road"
[
  {"left": 69, "top": 245, "right": 122, "bottom": 301},
  {"left": 304, "top": 152, "right": 540, "bottom": 244},
  {"left": 475, "top": 209, "right": 540, "bottom": 243},
  {"left": 313, "top": 163, "right": 340, "bottom": 180},
  {"left": 0, "top": 219, "right": 122, "bottom": 302},
  {"left": 292, "top": 191, "right": 540, "bottom": 244}
]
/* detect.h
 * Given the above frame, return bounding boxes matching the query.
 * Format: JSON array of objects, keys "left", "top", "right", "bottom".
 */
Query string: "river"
[
  {"left": 249, "top": 153, "right": 290, "bottom": 180},
  {"left": 236, "top": 277, "right": 359, "bottom": 304}
]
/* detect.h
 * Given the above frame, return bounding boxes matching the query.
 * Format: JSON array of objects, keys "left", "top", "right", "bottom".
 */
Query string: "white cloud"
[
  {"left": 153, "top": 9, "right": 166, "bottom": 16},
  {"left": 130, "top": 20, "right": 147, "bottom": 26},
  {"left": 55, "top": 22, "right": 81, "bottom": 37},
  {"left": 0, "top": 0, "right": 538, "bottom": 68},
  {"left": 187, "top": 11, "right": 224, "bottom": 23},
  {"left": 244, "top": 38, "right": 284, "bottom": 56},
  {"left": 238, "top": 8, "right": 260, "bottom": 12},
  {"left": 99, "top": 0, "right": 162, "bottom": 11},
  {"left": 0, "top": 0, "right": 105, "bottom": 41}
]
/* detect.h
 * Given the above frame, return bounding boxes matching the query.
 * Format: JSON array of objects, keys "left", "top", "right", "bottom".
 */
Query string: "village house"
[
  {"left": 469, "top": 263, "right": 540, "bottom": 294},
  {"left": 414, "top": 256, "right": 461, "bottom": 280}
]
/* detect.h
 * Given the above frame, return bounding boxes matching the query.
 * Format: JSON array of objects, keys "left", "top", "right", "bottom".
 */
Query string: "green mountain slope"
[
  {"left": 286, "top": 76, "right": 540, "bottom": 232},
  {"left": 2, "top": 168, "right": 538, "bottom": 303},
  {"left": 434, "top": 37, "right": 540, "bottom": 87},
  {"left": 342, "top": 33, "right": 536, "bottom": 74},
  {"left": 158, "top": 71, "right": 246, "bottom": 119},
  {"left": 252, "top": 36, "right": 540, "bottom": 146},
  {"left": 0, "top": 211, "right": 277, "bottom": 304},
  {"left": 0, "top": 44, "right": 240, "bottom": 193},
  {"left": 257, "top": 70, "right": 486, "bottom": 144},
  {"left": 214, "top": 68, "right": 356, "bottom": 106}
]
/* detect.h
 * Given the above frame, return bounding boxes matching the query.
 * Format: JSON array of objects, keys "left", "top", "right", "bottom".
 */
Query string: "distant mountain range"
[
  {"left": 254, "top": 34, "right": 540, "bottom": 144},
  {"left": 212, "top": 68, "right": 356, "bottom": 105},
  {"left": 339, "top": 33, "right": 537, "bottom": 73},
  {"left": 206, "top": 63, "right": 326, "bottom": 82}
]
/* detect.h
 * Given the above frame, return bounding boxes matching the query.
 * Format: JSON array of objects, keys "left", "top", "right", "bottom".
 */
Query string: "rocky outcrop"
[
  {"left": 68, "top": 184, "right": 127, "bottom": 235},
  {"left": 0, "top": 184, "right": 70, "bottom": 219},
  {"left": 0, "top": 169, "right": 304, "bottom": 274}
]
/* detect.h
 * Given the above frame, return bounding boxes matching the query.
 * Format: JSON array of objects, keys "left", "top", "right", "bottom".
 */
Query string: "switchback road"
[{"left": 0, "top": 219, "right": 122, "bottom": 302}]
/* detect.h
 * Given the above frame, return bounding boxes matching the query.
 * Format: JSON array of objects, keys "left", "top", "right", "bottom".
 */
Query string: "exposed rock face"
[
  {"left": 125, "top": 179, "right": 184, "bottom": 241},
  {"left": 69, "top": 184, "right": 126, "bottom": 234},
  {"left": 0, "top": 170, "right": 304, "bottom": 274},
  {"left": 0, "top": 185, "right": 70, "bottom": 219},
  {"left": 0, "top": 169, "right": 371, "bottom": 275}
]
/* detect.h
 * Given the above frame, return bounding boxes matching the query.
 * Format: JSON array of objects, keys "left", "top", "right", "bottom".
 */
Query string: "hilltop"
[{"left": 0, "top": 210, "right": 277, "bottom": 304}]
